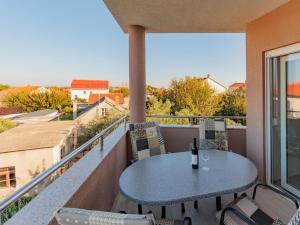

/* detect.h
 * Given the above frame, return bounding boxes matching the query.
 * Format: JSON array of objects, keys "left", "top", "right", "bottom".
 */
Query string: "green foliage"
[
  {"left": 74, "top": 97, "right": 87, "bottom": 103},
  {"left": 146, "top": 96, "right": 176, "bottom": 124},
  {"left": 0, "top": 84, "right": 10, "bottom": 91},
  {"left": 217, "top": 89, "right": 246, "bottom": 116},
  {"left": 167, "top": 76, "right": 222, "bottom": 116},
  {"left": 78, "top": 110, "right": 124, "bottom": 145},
  {"left": 147, "top": 96, "right": 172, "bottom": 115},
  {"left": 4, "top": 89, "right": 72, "bottom": 114},
  {"left": 0, "top": 196, "right": 34, "bottom": 224},
  {"left": 0, "top": 118, "right": 16, "bottom": 133},
  {"left": 110, "top": 87, "right": 129, "bottom": 97}
]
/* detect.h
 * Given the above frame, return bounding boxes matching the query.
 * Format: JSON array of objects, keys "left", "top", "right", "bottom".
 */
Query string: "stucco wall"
[
  {"left": 246, "top": 0, "right": 300, "bottom": 181},
  {"left": 160, "top": 125, "right": 247, "bottom": 156},
  {"left": 0, "top": 148, "right": 55, "bottom": 189},
  {"left": 71, "top": 89, "right": 109, "bottom": 100}
]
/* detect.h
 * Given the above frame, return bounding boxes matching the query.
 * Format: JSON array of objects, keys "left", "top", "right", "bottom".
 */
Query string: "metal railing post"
[
  {"left": 0, "top": 115, "right": 129, "bottom": 216},
  {"left": 100, "top": 136, "right": 104, "bottom": 151}
]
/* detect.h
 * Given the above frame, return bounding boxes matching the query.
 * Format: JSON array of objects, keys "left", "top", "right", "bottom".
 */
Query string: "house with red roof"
[
  {"left": 88, "top": 93, "right": 124, "bottom": 105},
  {"left": 287, "top": 82, "right": 300, "bottom": 118},
  {"left": 70, "top": 80, "right": 109, "bottom": 101},
  {"left": 228, "top": 82, "right": 246, "bottom": 91}
]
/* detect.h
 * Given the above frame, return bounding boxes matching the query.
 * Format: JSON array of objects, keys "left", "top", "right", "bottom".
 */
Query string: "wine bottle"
[{"left": 192, "top": 138, "right": 199, "bottom": 169}]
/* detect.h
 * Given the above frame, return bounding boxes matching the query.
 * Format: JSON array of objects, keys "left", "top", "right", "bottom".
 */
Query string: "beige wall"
[
  {"left": 160, "top": 125, "right": 247, "bottom": 156},
  {"left": 63, "top": 131, "right": 128, "bottom": 213},
  {"left": 0, "top": 148, "right": 55, "bottom": 190},
  {"left": 246, "top": 0, "right": 300, "bottom": 181}
]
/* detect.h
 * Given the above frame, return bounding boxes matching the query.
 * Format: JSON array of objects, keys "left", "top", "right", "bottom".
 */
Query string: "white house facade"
[{"left": 71, "top": 80, "right": 109, "bottom": 101}]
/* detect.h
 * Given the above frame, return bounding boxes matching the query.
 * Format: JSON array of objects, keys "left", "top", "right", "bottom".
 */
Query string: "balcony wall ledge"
[
  {"left": 4, "top": 126, "right": 128, "bottom": 225},
  {"left": 160, "top": 124, "right": 247, "bottom": 130},
  {"left": 160, "top": 124, "right": 200, "bottom": 128}
]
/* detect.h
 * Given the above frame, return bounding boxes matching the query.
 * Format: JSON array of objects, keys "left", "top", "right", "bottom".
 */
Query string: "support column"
[{"left": 128, "top": 25, "right": 146, "bottom": 123}]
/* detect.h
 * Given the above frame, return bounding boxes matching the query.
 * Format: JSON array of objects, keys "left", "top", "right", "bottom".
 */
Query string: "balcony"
[{"left": 0, "top": 115, "right": 248, "bottom": 225}]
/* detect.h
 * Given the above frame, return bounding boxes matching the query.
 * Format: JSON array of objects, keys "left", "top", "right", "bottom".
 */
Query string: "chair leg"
[
  {"left": 138, "top": 204, "right": 142, "bottom": 214},
  {"left": 194, "top": 200, "right": 198, "bottom": 209},
  {"left": 234, "top": 193, "right": 238, "bottom": 199},
  {"left": 216, "top": 196, "right": 222, "bottom": 211},
  {"left": 161, "top": 206, "right": 166, "bottom": 218},
  {"left": 181, "top": 203, "right": 185, "bottom": 213}
]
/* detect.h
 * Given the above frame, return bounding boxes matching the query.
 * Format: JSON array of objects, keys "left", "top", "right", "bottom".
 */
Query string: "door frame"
[{"left": 265, "top": 42, "right": 300, "bottom": 194}]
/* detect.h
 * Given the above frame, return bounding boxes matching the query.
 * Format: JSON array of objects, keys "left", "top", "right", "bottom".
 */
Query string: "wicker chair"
[
  {"left": 55, "top": 208, "right": 192, "bottom": 225},
  {"left": 220, "top": 184, "right": 299, "bottom": 225}
]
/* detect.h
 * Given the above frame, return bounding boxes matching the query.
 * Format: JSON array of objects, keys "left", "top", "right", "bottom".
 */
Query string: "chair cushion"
[
  {"left": 55, "top": 208, "right": 155, "bottom": 225},
  {"left": 224, "top": 195, "right": 285, "bottom": 225},
  {"left": 287, "top": 207, "right": 300, "bottom": 225},
  {"left": 129, "top": 121, "right": 166, "bottom": 161},
  {"left": 199, "top": 119, "right": 228, "bottom": 150},
  {"left": 272, "top": 219, "right": 285, "bottom": 225}
]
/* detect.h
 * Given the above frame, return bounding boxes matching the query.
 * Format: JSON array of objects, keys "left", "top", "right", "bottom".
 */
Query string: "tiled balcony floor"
[
  {"left": 112, "top": 186, "right": 297, "bottom": 225},
  {"left": 113, "top": 193, "right": 236, "bottom": 225}
]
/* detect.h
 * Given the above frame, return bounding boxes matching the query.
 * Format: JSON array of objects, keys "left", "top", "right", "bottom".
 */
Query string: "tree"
[
  {"left": 217, "top": 89, "right": 246, "bottom": 116},
  {"left": 147, "top": 96, "right": 172, "bottom": 115},
  {"left": 146, "top": 96, "right": 176, "bottom": 124},
  {"left": 0, "top": 118, "right": 15, "bottom": 133},
  {"left": 0, "top": 84, "right": 10, "bottom": 91},
  {"left": 167, "top": 76, "right": 222, "bottom": 116},
  {"left": 4, "top": 89, "right": 73, "bottom": 115},
  {"left": 110, "top": 87, "right": 129, "bottom": 97},
  {"left": 77, "top": 110, "right": 123, "bottom": 145}
]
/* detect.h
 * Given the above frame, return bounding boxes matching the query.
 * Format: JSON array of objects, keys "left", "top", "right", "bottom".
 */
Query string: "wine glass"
[{"left": 200, "top": 150, "right": 210, "bottom": 171}]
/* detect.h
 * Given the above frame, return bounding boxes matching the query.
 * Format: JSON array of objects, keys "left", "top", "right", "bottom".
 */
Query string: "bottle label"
[{"left": 192, "top": 154, "right": 198, "bottom": 165}]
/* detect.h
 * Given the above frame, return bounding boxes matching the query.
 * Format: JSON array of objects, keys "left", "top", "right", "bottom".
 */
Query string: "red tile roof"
[
  {"left": 0, "top": 107, "right": 23, "bottom": 115},
  {"left": 71, "top": 80, "right": 109, "bottom": 90},
  {"left": 229, "top": 82, "right": 246, "bottom": 90},
  {"left": 88, "top": 93, "right": 124, "bottom": 104},
  {"left": 288, "top": 82, "right": 300, "bottom": 97}
]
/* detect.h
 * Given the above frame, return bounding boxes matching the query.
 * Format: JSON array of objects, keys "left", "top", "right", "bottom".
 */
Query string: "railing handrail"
[
  {"left": 146, "top": 114, "right": 246, "bottom": 120},
  {"left": 0, "top": 114, "right": 128, "bottom": 212}
]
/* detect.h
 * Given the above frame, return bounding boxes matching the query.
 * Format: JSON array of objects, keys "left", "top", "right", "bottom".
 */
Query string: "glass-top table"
[{"left": 119, "top": 150, "right": 257, "bottom": 207}]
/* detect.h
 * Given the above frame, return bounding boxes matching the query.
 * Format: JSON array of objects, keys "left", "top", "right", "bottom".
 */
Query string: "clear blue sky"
[{"left": 0, "top": 0, "right": 246, "bottom": 88}]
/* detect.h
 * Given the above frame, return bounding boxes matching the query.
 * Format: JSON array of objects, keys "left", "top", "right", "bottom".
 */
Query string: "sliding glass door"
[{"left": 267, "top": 45, "right": 300, "bottom": 197}]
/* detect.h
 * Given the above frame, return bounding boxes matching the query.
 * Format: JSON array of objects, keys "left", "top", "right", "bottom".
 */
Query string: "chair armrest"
[
  {"left": 220, "top": 207, "right": 258, "bottom": 225},
  {"left": 252, "top": 184, "right": 299, "bottom": 209},
  {"left": 183, "top": 217, "right": 192, "bottom": 225}
]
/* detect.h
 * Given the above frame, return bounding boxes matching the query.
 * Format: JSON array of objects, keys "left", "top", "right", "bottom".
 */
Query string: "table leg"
[
  {"left": 138, "top": 204, "right": 142, "bottom": 214},
  {"left": 216, "top": 196, "right": 222, "bottom": 211},
  {"left": 181, "top": 203, "right": 185, "bottom": 213},
  {"left": 234, "top": 193, "right": 238, "bottom": 199},
  {"left": 194, "top": 200, "right": 198, "bottom": 209},
  {"left": 161, "top": 206, "right": 166, "bottom": 218}
]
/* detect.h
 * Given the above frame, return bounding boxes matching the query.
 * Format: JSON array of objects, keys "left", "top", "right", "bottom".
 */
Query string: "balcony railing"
[
  {"left": 0, "top": 114, "right": 246, "bottom": 225},
  {"left": 0, "top": 115, "right": 129, "bottom": 225}
]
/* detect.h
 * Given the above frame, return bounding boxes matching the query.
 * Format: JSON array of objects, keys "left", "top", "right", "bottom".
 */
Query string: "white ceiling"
[{"left": 103, "top": 0, "right": 289, "bottom": 33}]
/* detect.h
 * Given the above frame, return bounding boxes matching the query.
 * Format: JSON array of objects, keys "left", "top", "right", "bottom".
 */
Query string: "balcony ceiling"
[{"left": 103, "top": 0, "right": 289, "bottom": 33}]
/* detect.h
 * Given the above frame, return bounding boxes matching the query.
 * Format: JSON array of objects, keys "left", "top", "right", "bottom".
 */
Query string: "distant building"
[
  {"left": 229, "top": 82, "right": 246, "bottom": 91},
  {"left": 0, "top": 121, "right": 76, "bottom": 193},
  {"left": 71, "top": 80, "right": 109, "bottom": 101},
  {"left": 203, "top": 75, "right": 227, "bottom": 93},
  {"left": 76, "top": 96, "right": 126, "bottom": 124},
  {"left": 0, "top": 107, "right": 24, "bottom": 119},
  {"left": 13, "top": 109, "right": 59, "bottom": 124},
  {"left": 287, "top": 82, "right": 300, "bottom": 118},
  {"left": 88, "top": 93, "right": 125, "bottom": 105}
]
